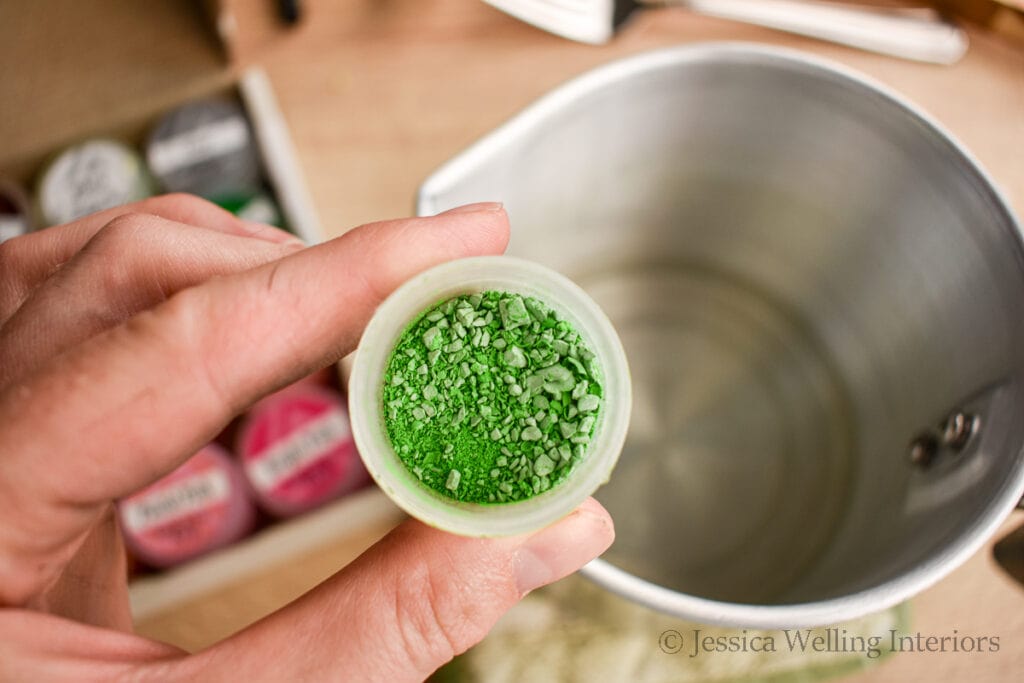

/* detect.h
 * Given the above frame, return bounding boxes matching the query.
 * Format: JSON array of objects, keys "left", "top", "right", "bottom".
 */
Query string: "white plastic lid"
[{"left": 349, "top": 256, "right": 631, "bottom": 537}]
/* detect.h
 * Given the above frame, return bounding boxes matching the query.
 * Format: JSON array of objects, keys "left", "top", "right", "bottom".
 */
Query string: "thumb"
[{"left": 196, "top": 498, "right": 614, "bottom": 682}]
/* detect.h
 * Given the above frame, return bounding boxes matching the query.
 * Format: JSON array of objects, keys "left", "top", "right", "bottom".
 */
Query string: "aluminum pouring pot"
[{"left": 416, "top": 44, "right": 1024, "bottom": 628}]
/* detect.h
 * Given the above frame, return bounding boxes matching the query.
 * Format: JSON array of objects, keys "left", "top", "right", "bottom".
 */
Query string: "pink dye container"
[
  {"left": 237, "top": 385, "right": 368, "bottom": 517},
  {"left": 117, "top": 444, "right": 254, "bottom": 568}
]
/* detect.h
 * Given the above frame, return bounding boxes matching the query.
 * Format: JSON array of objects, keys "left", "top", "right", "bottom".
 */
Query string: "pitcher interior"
[{"left": 419, "top": 50, "right": 1024, "bottom": 605}]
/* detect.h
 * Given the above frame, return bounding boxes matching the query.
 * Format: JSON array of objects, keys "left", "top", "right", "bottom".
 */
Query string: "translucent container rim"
[{"left": 348, "top": 255, "right": 631, "bottom": 537}]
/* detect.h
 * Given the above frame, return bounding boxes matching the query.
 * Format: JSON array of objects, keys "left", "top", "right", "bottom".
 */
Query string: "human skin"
[{"left": 0, "top": 195, "right": 614, "bottom": 681}]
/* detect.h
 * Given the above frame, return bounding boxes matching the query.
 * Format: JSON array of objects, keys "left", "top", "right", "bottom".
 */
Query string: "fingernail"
[
  {"left": 440, "top": 202, "right": 504, "bottom": 216},
  {"left": 513, "top": 498, "right": 615, "bottom": 597}
]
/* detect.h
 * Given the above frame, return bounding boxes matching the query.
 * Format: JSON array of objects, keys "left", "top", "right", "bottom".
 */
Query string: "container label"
[
  {"left": 245, "top": 409, "right": 351, "bottom": 491},
  {"left": 121, "top": 469, "right": 230, "bottom": 534},
  {"left": 149, "top": 117, "right": 250, "bottom": 175}
]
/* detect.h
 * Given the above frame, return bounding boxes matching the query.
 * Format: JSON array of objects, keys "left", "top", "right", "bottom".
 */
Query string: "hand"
[{"left": 0, "top": 195, "right": 614, "bottom": 681}]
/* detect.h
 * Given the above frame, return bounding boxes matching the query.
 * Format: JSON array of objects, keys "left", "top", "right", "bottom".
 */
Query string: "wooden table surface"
[
  {"left": 144, "top": 1, "right": 1024, "bottom": 680},
  {"left": 223, "top": 0, "right": 1024, "bottom": 238}
]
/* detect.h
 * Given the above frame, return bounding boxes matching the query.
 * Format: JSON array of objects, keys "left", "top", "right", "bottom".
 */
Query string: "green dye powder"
[{"left": 381, "top": 290, "right": 604, "bottom": 504}]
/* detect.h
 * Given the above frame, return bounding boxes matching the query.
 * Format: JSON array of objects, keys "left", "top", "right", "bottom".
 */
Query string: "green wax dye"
[{"left": 382, "top": 290, "right": 604, "bottom": 504}]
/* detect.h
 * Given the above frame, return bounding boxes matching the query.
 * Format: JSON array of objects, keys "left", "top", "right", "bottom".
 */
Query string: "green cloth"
[{"left": 435, "top": 575, "right": 907, "bottom": 683}]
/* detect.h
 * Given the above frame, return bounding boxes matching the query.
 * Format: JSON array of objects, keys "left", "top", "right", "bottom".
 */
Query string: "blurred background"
[{"left": 1, "top": 1, "right": 1022, "bottom": 681}]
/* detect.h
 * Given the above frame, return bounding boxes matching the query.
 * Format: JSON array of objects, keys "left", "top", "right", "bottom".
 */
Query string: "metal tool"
[{"left": 484, "top": 0, "right": 968, "bottom": 63}]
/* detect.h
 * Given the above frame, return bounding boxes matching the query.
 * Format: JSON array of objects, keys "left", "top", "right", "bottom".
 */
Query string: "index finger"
[
  {"left": 0, "top": 203, "right": 508, "bottom": 606},
  {"left": 0, "top": 194, "right": 300, "bottom": 321}
]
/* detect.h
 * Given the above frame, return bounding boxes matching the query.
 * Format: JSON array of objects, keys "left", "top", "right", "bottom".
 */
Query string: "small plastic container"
[
  {"left": 37, "top": 139, "right": 153, "bottom": 226},
  {"left": 145, "top": 98, "right": 262, "bottom": 200},
  {"left": 237, "top": 384, "right": 368, "bottom": 517},
  {"left": 117, "top": 444, "right": 254, "bottom": 568},
  {"left": 349, "top": 256, "right": 631, "bottom": 537}
]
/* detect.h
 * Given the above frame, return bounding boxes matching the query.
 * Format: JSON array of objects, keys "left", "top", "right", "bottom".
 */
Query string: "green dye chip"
[{"left": 382, "top": 290, "right": 604, "bottom": 504}]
